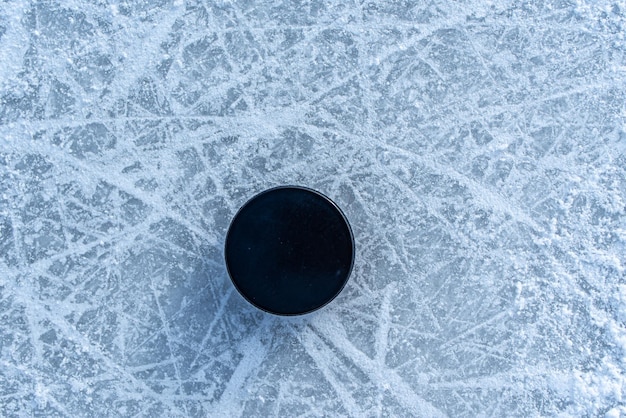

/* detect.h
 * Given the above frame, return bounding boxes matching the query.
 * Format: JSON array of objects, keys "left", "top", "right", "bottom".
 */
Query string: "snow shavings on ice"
[{"left": 1, "top": 0, "right": 625, "bottom": 416}]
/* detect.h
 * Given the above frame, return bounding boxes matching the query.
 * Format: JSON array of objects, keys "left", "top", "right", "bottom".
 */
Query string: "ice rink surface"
[{"left": 1, "top": 0, "right": 625, "bottom": 416}]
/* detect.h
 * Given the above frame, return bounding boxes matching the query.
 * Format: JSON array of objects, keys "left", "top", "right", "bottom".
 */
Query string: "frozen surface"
[{"left": 1, "top": 0, "right": 626, "bottom": 416}]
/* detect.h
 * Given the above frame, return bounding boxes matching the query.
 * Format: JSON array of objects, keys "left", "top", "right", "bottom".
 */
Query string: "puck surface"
[{"left": 225, "top": 186, "right": 354, "bottom": 315}]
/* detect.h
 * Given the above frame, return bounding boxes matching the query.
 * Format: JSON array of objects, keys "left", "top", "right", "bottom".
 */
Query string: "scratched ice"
[{"left": 1, "top": 0, "right": 625, "bottom": 416}]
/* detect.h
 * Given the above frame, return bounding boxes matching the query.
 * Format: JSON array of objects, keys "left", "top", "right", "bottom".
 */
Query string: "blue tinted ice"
[{"left": 1, "top": 0, "right": 625, "bottom": 416}]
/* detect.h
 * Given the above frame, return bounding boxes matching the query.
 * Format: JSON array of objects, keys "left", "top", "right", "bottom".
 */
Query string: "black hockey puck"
[{"left": 225, "top": 186, "right": 354, "bottom": 316}]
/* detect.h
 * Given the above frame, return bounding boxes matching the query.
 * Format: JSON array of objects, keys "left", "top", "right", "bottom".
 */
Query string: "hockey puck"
[{"left": 225, "top": 186, "right": 354, "bottom": 315}]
